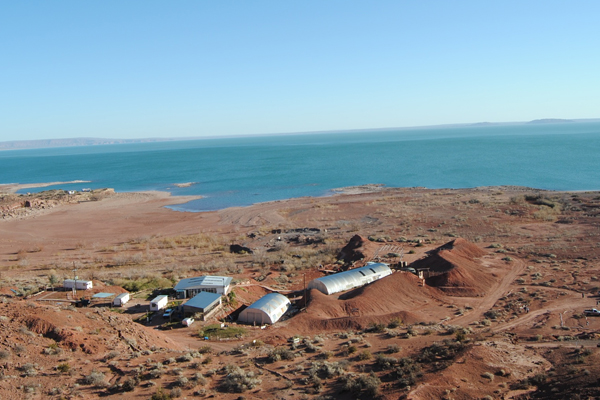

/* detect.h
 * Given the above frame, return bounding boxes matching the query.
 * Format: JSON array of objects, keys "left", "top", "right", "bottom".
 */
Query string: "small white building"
[
  {"left": 149, "top": 295, "right": 169, "bottom": 311},
  {"left": 238, "top": 293, "right": 291, "bottom": 325},
  {"left": 307, "top": 262, "right": 392, "bottom": 295},
  {"left": 63, "top": 279, "right": 93, "bottom": 290},
  {"left": 174, "top": 276, "right": 232, "bottom": 299},
  {"left": 112, "top": 293, "right": 130, "bottom": 307}
]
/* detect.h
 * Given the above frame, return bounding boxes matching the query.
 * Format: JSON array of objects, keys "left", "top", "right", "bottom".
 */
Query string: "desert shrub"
[
  {"left": 57, "top": 363, "right": 71, "bottom": 373},
  {"left": 418, "top": 341, "right": 467, "bottom": 364},
  {"left": 84, "top": 370, "right": 107, "bottom": 387},
  {"left": 150, "top": 387, "right": 171, "bottom": 400},
  {"left": 174, "top": 375, "right": 189, "bottom": 387},
  {"left": 392, "top": 357, "right": 421, "bottom": 388},
  {"left": 340, "top": 372, "right": 381, "bottom": 397},
  {"left": 177, "top": 353, "right": 193, "bottom": 363},
  {"left": 198, "top": 345, "right": 212, "bottom": 354},
  {"left": 308, "top": 361, "right": 349, "bottom": 379},
  {"left": 148, "top": 366, "right": 165, "bottom": 379},
  {"left": 268, "top": 346, "right": 295, "bottom": 362},
  {"left": 220, "top": 365, "right": 261, "bottom": 393},
  {"left": 374, "top": 354, "right": 398, "bottom": 370},
  {"left": 122, "top": 377, "right": 139, "bottom": 392},
  {"left": 192, "top": 372, "right": 207, "bottom": 386},
  {"left": 305, "top": 341, "right": 319, "bottom": 352},
  {"left": 20, "top": 363, "right": 38, "bottom": 377},
  {"left": 366, "top": 323, "right": 386, "bottom": 333},
  {"left": 347, "top": 345, "right": 358, "bottom": 354},
  {"left": 105, "top": 350, "right": 120, "bottom": 360},
  {"left": 0, "top": 349, "right": 10, "bottom": 359},
  {"left": 406, "top": 326, "right": 418, "bottom": 336},
  {"left": 387, "top": 344, "right": 401, "bottom": 354},
  {"left": 483, "top": 309, "right": 501, "bottom": 319},
  {"left": 170, "top": 387, "right": 182, "bottom": 398},
  {"left": 358, "top": 350, "right": 372, "bottom": 361}
]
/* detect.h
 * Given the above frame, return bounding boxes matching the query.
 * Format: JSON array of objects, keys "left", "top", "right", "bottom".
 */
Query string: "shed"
[
  {"left": 150, "top": 295, "right": 169, "bottom": 311},
  {"left": 174, "top": 276, "right": 232, "bottom": 299},
  {"left": 307, "top": 262, "right": 392, "bottom": 295},
  {"left": 182, "top": 292, "right": 222, "bottom": 317},
  {"left": 63, "top": 279, "right": 93, "bottom": 290},
  {"left": 113, "top": 292, "right": 130, "bottom": 307},
  {"left": 237, "top": 293, "right": 291, "bottom": 325}
]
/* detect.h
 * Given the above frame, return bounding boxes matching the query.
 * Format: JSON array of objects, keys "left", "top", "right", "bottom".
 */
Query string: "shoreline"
[
  {"left": 3, "top": 181, "right": 600, "bottom": 217},
  {"left": 0, "top": 180, "right": 92, "bottom": 194}
]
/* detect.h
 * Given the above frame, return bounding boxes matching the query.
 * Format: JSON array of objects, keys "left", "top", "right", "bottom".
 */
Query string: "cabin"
[
  {"left": 112, "top": 292, "right": 130, "bottom": 307},
  {"left": 63, "top": 279, "right": 93, "bottom": 290},
  {"left": 149, "top": 295, "right": 169, "bottom": 311},
  {"left": 174, "top": 276, "right": 232, "bottom": 299}
]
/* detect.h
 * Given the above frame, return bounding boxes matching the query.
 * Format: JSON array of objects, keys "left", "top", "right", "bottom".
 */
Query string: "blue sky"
[{"left": 1, "top": 1, "right": 599, "bottom": 141}]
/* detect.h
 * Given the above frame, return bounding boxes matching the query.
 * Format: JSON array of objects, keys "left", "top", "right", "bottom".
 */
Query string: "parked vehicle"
[
  {"left": 583, "top": 308, "right": 600, "bottom": 316},
  {"left": 182, "top": 318, "right": 195, "bottom": 327},
  {"left": 163, "top": 308, "right": 173, "bottom": 318}
]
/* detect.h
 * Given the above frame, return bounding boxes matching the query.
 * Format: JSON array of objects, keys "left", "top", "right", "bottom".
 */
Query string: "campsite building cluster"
[{"left": 63, "top": 262, "right": 393, "bottom": 327}]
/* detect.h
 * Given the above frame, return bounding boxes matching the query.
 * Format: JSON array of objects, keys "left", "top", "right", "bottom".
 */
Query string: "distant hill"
[{"left": 527, "top": 118, "right": 574, "bottom": 124}]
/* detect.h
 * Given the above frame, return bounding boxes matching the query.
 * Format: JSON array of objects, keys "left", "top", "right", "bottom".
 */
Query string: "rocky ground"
[{"left": 1, "top": 185, "right": 600, "bottom": 399}]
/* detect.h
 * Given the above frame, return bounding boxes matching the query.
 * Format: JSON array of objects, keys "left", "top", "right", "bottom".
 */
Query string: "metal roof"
[
  {"left": 184, "top": 291, "right": 222, "bottom": 310},
  {"left": 246, "top": 293, "right": 290, "bottom": 313},
  {"left": 92, "top": 292, "right": 115, "bottom": 298},
  {"left": 238, "top": 293, "right": 291, "bottom": 324},
  {"left": 307, "top": 262, "right": 392, "bottom": 295},
  {"left": 174, "top": 276, "right": 233, "bottom": 290}
]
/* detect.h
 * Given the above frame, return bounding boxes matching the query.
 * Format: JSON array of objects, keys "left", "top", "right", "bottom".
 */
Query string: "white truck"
[
  {"left": 149, "top": 295, "right": 169, "bottom": 312},
  {"left": 63, "top": 279, "right": 93, "bottom": 290},
  {"left": 182, "top": 318, "right": 195, "bottom": 327},
  {"left": 584, "top": 308, "right": 600, "bottom": 316}
]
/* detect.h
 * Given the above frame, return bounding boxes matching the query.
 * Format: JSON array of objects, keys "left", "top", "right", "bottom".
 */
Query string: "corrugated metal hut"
[
  {"left": 307, "top": 262, "right": 392, "bottom": 295},
  {"left": 237, "top": 293, "right": 291, "bottom": 325}
]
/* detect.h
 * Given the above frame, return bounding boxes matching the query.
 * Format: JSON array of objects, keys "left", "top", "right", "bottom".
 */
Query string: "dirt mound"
[
  {"left": 287, "top": 272, "right": 442, "bottom": 333},
  {"left": 7, "top": 300, "right": 184, "bottom": 356},
  {"left": 337, "top": 234, "right": 380, "bottom": 265},
  {"left": 409, "top": 238, "right": 493, "bottom": 296}
]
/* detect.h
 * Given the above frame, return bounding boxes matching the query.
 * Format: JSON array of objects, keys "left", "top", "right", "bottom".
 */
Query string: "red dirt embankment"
[
  {"left": 336, "top": 234, "right": 380, "bottom": 266},
  {"left": 288, "top": 271, "right": 443, "bottom": 333},
  {"left": 409, "top": 238, "right": 493, "bottom": 297}
]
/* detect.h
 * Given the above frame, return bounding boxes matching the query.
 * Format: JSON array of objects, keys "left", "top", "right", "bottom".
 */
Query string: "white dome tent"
[
  {"left": 238, "top": 293, "right": 291, "bottom": 325},
  {"left": 307, "top": 262, "right": 392, "bottom": 295}
]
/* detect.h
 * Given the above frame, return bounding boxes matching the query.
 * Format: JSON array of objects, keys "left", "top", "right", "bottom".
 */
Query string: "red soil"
[
  {"left": 287, "top": 271, "right": 444, "bottom": 333},
  {"left": 410, "top": 238, "right": 494, "bottom": 296},
  {"left": 336, "top": 234, "right": 380, "bottom": 266}
]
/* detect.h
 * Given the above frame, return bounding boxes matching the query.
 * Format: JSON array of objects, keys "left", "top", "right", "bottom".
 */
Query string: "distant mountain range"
[{"left": 2, "top": 118, "right": 598, "bottom": 150}]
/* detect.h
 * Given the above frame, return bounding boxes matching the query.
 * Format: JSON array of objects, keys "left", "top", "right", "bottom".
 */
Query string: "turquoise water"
[{"left": 1, "top": 121, "right": 599, "bottom": 211}]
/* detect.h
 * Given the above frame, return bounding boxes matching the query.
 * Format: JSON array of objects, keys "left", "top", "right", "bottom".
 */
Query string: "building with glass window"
[{"left": 174, "top": 276, "right": 232, "bottom": 299}]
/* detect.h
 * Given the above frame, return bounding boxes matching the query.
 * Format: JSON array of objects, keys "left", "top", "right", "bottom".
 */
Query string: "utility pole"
[
  {"left": 72, "top": 265, "right": 77, "bottom": 299},
  {"left": 303, "top": 273, "right": 307, "bottom": 308}
]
